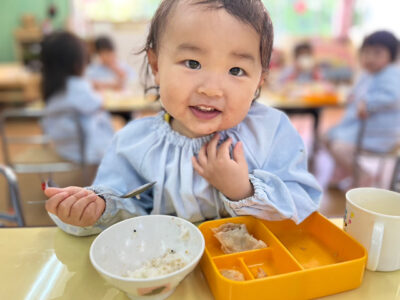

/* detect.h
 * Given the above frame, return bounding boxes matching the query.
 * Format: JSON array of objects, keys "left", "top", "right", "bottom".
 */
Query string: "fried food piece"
[
  {"left": 212, "top": 223, "right": 267, "bottom": 254},
  {"left": 256, "top": 267, "right": 267, "bottom": 278},
  {"left": 220, "top": 269, "right": 245, "bottom": 281}
]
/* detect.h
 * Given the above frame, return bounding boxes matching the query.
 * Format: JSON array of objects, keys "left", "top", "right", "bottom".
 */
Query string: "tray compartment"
[
  {"left": 261, "top": 213, "right": 366, "bottom": 269},
  {"left": 241, "top": 248, "right": 303, "bottom": 277},
  {"left": 213, "top": 256, "right": 253, "bottom": 281},
  {"left": 200, "top": 216, "right": 273, "bottom": 257}
]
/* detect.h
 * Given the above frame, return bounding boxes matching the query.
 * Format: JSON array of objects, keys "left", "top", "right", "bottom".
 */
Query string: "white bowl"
[{"left": 90, "top": 215, "right": 205, "bottom": 300}]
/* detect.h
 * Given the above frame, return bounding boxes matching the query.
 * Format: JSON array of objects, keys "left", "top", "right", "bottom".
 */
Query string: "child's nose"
[
  {"left": 197, "top": 76, "right": 224, "bottom": 98},
  {"left": 197, "top": 86, "right": 223, "bottom": 98}
]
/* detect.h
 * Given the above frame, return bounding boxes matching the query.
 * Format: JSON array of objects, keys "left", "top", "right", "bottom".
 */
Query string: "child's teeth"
[{"left": 197, "top": 106, "right": 214, "bottom": 111}]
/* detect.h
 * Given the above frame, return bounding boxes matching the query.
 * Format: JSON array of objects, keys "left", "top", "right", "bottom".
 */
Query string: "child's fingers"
[
  {"left": 69, "top": 194, "right": 98, "bottom": 224},
  {"left": 80, "top": 202, "right": 101, "bottom": 227},
  {"left": 233, "top": 141, "right": 246, "bottom": 165},
  {"left": 44, "top": 186, "right": 83, "bottom": 197},
  {"left": 197, "top": 144, "right": 208, "bottom": 166},
  {"left": 45, "top": 192, "right": 69, "bottom": 214},
  {"left": 44, "top": 187, "right": 66, "bottom": 198},
  {"left": 207, "top": 133, "right": 219, "bottom": 159},
  {"left": 217, "top": 138, "right": 232, "bottom": 160},
  {"left": 57, "top": 190, "right": 88, "bottom": 220},
  {"left": 94, "top": 197, "right": 106, "bottom": 219},
  {"left": 62, "top": 186, "right": 87, "bottom": 194},
  {"left": 192, "top": 156, "right": 204, "bottom": 176}
]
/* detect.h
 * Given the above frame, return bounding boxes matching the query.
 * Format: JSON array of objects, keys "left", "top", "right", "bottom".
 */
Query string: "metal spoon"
[
  {"left": 96, "top": 181, "right": 156, "bottom": 199},
  {"left": 29, "top": 180, "right": 156, "bottom": 204}
]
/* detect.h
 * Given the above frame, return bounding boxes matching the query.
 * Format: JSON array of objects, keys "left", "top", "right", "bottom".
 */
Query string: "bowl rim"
[{"left": 89, "top": 214, "right": 205, "bottom": 282}]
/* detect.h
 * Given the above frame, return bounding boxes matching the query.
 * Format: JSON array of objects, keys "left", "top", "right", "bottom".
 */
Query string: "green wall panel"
[{"left": 0, "top": 0, "right": 69, "bottom": 62}]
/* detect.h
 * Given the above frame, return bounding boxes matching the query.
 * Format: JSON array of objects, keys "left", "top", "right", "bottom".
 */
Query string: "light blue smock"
[
  {"left": 328, "top": 64, "right": 400, "bottom": 152},
  {"left": 49, "top": 101, "right": 322, "bottom": 236},
  {"left": 42, "top": 76, "right": 114, "bottom": 164},
  {"left": 85, "top": 61, "right": 137, "bottom": 87}
]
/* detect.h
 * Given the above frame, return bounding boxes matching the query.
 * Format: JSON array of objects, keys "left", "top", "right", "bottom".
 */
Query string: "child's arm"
[
  {"left": 68, "top": 79, "right": 104, "bottom": 115},
  {"left": 364, "top": 69, "right": 400, "bottom": 113},
  {"left": 195, "top": 111, "right": 321, "bottom": 224},
  {"left": 45, "top": 133, "right": 152, "bottom": 236}
]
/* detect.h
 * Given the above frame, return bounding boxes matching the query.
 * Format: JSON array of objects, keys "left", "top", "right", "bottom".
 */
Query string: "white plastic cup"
[{"left": 345, "top": 188, "right": 400, "bottom": 271}]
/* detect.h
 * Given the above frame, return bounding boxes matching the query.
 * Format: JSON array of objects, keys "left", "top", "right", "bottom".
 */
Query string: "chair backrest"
[
  {"left": 0, "top": 107, "right": 88, "bottom": 178},
  {"left": 390, "top": 155, "right": 400, "bottom": 192},
  {"left": 354, "top": 119, "right": 400, "bottom": 189},
  {"left": 0, "top": 107, "right": 92, "bottom": 226},
  {"left": 0, "top": 164, "right": 24, "bottom": 226}
]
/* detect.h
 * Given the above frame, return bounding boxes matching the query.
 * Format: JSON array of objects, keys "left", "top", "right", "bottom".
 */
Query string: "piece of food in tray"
[
  {"left": 220, "top": 269, "right": 245, "bottom": 281},
  {"left": 256, "top": 267, "right": 267, "bottom": 278},
  {"left": 212, "top": 223, "right": 267, "bottom": 254}
]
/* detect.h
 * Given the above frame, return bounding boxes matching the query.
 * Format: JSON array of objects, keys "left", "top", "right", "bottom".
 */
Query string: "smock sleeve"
[
  {"left": 68, "top": 78, "right": 103, "bottom": 115},
  {"left": 49, "top": 129, "right": 153, "bottom": 236},
  {"left": 219, "top": 107, "right": 322, "bottom": 224},
  {"left": 364, "top": 66, "right": 400, "bottom": 112}
]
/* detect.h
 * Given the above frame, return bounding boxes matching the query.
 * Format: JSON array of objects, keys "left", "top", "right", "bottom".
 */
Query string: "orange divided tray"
[{"left": 199, "top": 212, "right": 367, "bottom": 300}]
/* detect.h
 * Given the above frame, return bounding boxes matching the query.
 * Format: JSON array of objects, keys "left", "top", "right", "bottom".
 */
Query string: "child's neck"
[
  {"left": 367, "top": 63, "right": 391, "bottom": 74},
  {"left": 165, "top": 113, "right": 209, "bottom": 139}
]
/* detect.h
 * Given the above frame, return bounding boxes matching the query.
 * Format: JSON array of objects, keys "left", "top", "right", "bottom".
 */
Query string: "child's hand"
[
  {"left": 192, "top": 133, "right": 253, "bottom": 201},
  {"left": 357, "top": 100, "right": 369, "bottom": 119},
  {"left": 44, "top": 187, "right": 105, "bottom": 227}
]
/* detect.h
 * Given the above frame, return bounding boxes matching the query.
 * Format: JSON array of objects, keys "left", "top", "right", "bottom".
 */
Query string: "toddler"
[
  {"left": 86, "top": 35, "right": 137, "bottom": 91},
  {"left": 44, "top": 0, "right": 321, "bottom": 236},
  {"left": 41, "top": 31, "right": 114, "bottom": 165},
  {"left": 279, "top": 41, "right": 322, "bottom": 84},
  {"left": 325, "top": 30, "right": 400, "bottom": 187}
]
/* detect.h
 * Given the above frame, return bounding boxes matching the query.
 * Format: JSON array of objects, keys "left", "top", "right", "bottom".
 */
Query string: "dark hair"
[
  {"left": 41, "top": 31, "right": 87, "bottom": 100},
  {"left": 94, "top": 36, "right": 115, "bottom": 53},
  {"left": 361, "top": 30, "right": 399, "bottom": 62},
  {"left": 294, "top": 42, "right": 313, "bottom": 58},
  {"left": 140, "top": 0, "right": 274, "bottom": 96}
]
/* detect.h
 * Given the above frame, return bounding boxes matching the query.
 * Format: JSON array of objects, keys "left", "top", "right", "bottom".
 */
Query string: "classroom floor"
[{"left": 0, "top": 107, "right": 347, "bottom": 227}]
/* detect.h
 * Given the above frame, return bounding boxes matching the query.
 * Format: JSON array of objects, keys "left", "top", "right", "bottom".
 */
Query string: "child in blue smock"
[
  {"left": 325, "top": 30, "right": 400, "bottom": 187},
  {"left": 86, "top": 35, "right": 137, "bottom": 91},
  {"left": 41, "top": 31, "right": 114, "bottom": 165},
  {"left": 44, "top": 0, "right": 322, "bottom": 236}
]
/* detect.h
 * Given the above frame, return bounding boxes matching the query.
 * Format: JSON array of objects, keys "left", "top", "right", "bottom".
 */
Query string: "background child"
[
  {"left": 279, "top": 41, "right": 322, "bottom": 84},
  {"left": 86, "top": 35, "right": 137, "bottom": 91},
  {"left": 325, "top": 30, "right": 400, "bottom": 188},
  {"left": 41, "top": 31, "right": 114, "bottom": 165},
  {"left": 44, "top": 0, "right": 321, "bottom": 236}
]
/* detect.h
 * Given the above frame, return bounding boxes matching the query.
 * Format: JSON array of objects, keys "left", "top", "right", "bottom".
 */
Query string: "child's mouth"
[{"left": 190, "top": 105, "right": 221, "bottom": 120}]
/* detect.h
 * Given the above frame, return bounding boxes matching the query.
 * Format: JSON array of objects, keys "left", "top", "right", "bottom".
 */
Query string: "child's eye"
[
  {"left": 229, "top": 67, "right": 245, "bottom": 76},
  {"left": 184, "top": 60, "right": 201, "bottom": 70}
]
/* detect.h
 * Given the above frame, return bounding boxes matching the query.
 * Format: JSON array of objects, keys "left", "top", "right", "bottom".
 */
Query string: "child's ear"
[
  {"left": 147, "top": 49, "right": 160, "bottom": 85},
  {"left": 258, "top": 72, "right": 266, "bottom": 87}
]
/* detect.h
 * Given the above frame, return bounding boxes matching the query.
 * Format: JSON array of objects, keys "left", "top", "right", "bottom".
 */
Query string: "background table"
[{"left": 0, "top": 63, "right": 40, "bottom": 104}]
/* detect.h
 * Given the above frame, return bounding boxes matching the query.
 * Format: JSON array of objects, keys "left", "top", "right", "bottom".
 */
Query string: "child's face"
[
  {"left": 360, "top": 46, "right": 391, "bottom": 73},
  {"left": 99, "top": 50, "right": 116, "bottom": 66},
  {"left": 148, "top": 2, "right": 264, "bottom": 138}
]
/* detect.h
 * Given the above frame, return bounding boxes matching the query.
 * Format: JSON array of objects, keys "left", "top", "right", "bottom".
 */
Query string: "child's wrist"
[{"left": 222, "top": 180, "right": 254, "bottom": 201}]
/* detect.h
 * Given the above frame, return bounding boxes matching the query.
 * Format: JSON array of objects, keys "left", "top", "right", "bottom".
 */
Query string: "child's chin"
[{"left": 192, "top": 129, "right": 217, "bottom": 138}]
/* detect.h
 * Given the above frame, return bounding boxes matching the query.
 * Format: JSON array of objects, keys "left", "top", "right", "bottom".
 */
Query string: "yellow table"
[
  {"left": 101, "top": 90, "right": 161, "bottom": 113},
  {"left": 1, "top": 220, "right": 399, "bottom": 300}
]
